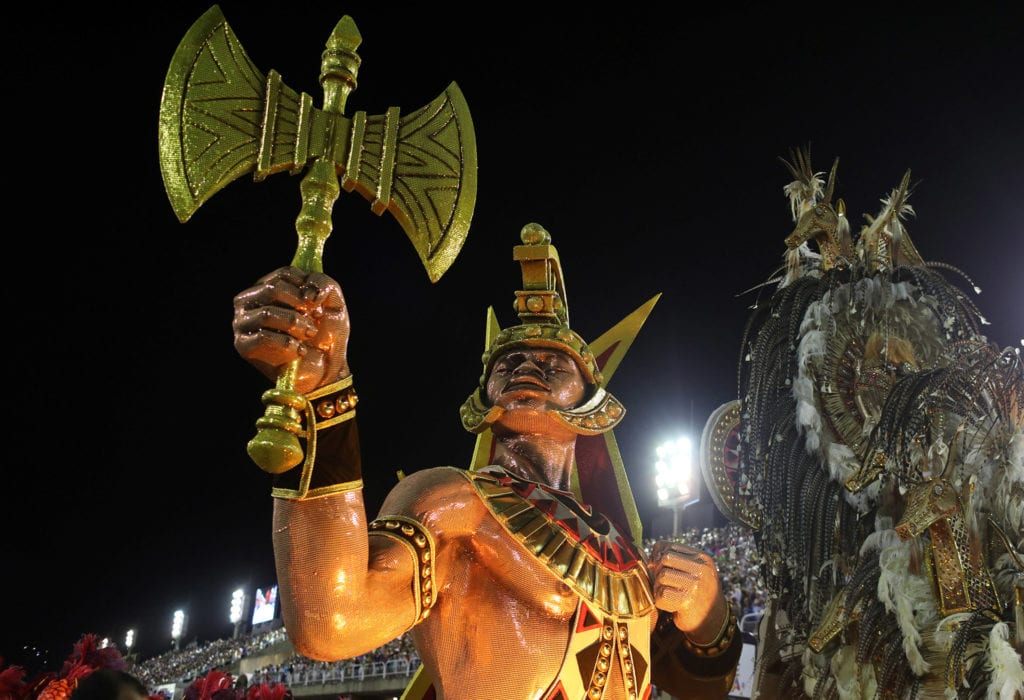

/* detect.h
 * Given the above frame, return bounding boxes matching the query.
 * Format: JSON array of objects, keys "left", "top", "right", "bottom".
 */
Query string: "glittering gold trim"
[
  {"left": 615, "top": 620, "right": 641, "bottom": 697},
  {"left": 682, "top": 612, "right": 737, "bottom": 657},
  {"left": 845, "top": 450, "right": 886, "bottom": 493},
  {"left": 459, "top": 389, "right": 504, "bottom": 433},
  {"left": 927, "top": 519, "right": 972, "bottom": 615},
  {"left": 552, "top": 387, "right": 625, "bottom": 436},
  {"left": 368, "top": 516, "right": 436, "bottom": 625},
  {"left": 307, "top": 376, "right": 358, "bottom": 431},
  {"left": 700, "top": 400, "right": 761, "bottom": 529},
  {"left": 808, "top": 589, "right": 848, "bottom": 652},
  {"left": 270, "top": 377, "right": 359, "bottom": 499},
  {"left": 468, "top": 471, "right": 654, "bottom": 617},
  {"left": 484, "top": 325, "right": 602, "bottom": 386},
  {"left": 894, "top": 479, "right": 959, "bottom": 541},
  {"left": 306, "top": 375, "right": 354, "bottom": 398},
  {"left": 559, "top": 602, "right": 651, "bottom": 700},
  {"left": 819, "top": 324, "right": 869, "bottom": 455},
  {"left": 271, "top": 478, "right": 362, "bottom": 500}
]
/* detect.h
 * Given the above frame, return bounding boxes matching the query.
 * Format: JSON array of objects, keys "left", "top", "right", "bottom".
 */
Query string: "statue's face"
[{"left": 485, "top": 347, "right": 586, "bottom": 412}]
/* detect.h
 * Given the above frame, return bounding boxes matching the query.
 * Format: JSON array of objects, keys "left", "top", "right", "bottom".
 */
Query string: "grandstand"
[{"left": 131, "top": 626, "right": 419, "bottom": 700}]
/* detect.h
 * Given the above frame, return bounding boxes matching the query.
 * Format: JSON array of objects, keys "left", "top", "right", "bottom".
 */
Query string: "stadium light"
[
  {"left": 171, "top": 609, "right": 186, "bottom": 650},
  {"left": 230, "top": 589, "right": 245, "bottom": 623},
  {"left": 654, "top": 436, "right": 698, "bottom": 536},
  {"left": 125, "top": 629, "right": 135, "bottom": 658},
  {"left": 229, "top": 588, "right": 248, "bottom": 639}
]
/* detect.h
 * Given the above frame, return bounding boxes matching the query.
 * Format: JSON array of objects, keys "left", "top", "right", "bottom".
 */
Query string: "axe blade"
[
  {"left": 158, "top": 5, "right": 266, "bottom": 223},
  {"left": 158, "top": 6, "right": 331, "bottom": 223},
  {"left": 158, "top": 6, "right": 477, "bottom": 283},
  {"left": 341, "top": 82, "right": 478, "bottom": 283}
]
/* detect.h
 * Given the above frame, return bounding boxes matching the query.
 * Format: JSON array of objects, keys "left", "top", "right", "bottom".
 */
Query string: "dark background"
[{"left": 5, "top": 3, "right": 1021, "bottom": 668}]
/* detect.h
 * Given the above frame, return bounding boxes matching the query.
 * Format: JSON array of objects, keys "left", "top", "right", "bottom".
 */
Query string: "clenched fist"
[
  {"left": 233, "top": 266, "right": 351, "bottom": 394},
  {"left": 648, "top": 540, "right": 731, "bottom": 643}
]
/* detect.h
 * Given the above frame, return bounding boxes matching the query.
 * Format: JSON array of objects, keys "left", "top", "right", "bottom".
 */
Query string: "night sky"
[{"left": 5, "top": 4, "right": 1022, "bottom": 669}]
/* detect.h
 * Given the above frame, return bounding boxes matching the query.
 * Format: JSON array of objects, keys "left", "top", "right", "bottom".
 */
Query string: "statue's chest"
[
  {"left": 468, "top": 467, "right": 656, "bottom": 700},
  {"left": 468, "top": 467, "right": 653, "bottom": 617}
]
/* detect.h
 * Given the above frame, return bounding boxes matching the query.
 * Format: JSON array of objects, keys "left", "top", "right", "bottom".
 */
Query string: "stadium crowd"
[{"left": 120, "top": 524, "right": 764, "bottom": 690}]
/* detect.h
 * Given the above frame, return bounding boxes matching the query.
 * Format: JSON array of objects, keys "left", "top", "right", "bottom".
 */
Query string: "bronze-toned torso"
[{"left": 378, "top": 465, "right": 656, "bottom": 700}]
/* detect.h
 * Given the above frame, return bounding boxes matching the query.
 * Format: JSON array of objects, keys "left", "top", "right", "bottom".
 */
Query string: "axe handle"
[
  {"left": 246, "top": 16, "right": 358, "bottom": 473},
  {"left": 247, "top": 159, "right": 341, "bottom": 473}
]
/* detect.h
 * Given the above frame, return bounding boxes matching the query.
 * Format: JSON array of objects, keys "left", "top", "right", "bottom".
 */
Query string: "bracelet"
[
  {"left": 306, "top": 376, "right": 358, "bottom": 431},
  {"left": 682, "top": 611, "right": 737, "bottom": 657},
  {"left": 270, "top": 376, "right": 362, "bottom": 500}
]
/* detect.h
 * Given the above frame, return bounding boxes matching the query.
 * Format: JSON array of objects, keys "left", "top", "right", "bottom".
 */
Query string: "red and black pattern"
[{"left": 487, "top": 468, "right": 643, "bottom": 573}]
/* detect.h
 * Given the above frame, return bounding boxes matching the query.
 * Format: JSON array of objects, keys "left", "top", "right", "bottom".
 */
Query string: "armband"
[
  {"left": 271, "top": 377, "right": 363, "bottom": 499},
  {"left": 682, "top": 610, "right": 738, "bottom": 657},
  {"left": 368, "top": 516, "right": 437, "bottom": 625}
]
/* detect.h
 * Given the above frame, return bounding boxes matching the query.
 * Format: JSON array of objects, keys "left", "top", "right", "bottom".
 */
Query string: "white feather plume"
[
  {"left": 984, "top": 622, "right": 1024, "bottom": 700},
  {"left": 827, "top": 443, "right": 857, "bottom": 483},
  {"left": 876, "top": 535, "right": 937, "bottom": 674},
  {"left": 1009, "top": 427, "right": 1024, "bottom": 483}
]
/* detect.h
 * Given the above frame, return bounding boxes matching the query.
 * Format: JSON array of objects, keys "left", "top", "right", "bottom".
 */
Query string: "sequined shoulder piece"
[{"left": 466, "top": 467, "right": 654, "bottom": 617}]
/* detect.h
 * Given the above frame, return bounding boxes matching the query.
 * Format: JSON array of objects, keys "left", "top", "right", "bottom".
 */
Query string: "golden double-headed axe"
[{"left": 159, "top": 6, "right": 477, "bottom": 472}]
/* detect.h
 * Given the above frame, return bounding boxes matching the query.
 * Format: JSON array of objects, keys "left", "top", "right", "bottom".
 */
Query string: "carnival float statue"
[
  {"left": 700, "top": 146, "right": 1024, "bottom": 698},
  {"left": 159, "top": 8, "right": 741, "bottom": 699}
]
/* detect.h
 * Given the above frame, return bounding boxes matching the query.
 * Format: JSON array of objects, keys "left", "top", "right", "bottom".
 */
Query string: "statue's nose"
[{"left": 513, "top": 360, "right": 544, "bottom": 376}]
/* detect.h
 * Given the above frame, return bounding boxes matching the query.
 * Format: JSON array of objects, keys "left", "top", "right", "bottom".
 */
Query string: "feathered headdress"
[{"left": 779, "top": 145, "right": 852, "bottom": 284}]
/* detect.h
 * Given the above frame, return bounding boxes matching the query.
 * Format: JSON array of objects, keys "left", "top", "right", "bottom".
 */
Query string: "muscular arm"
[
  {"left": 233, "top": 267, "right": 420, "bottom": 658},
  {"left": 272, "top": 488, "right": 419, "bottom": 660},
  {"left": 272, "top": 466, "right": 483, "bottom": 661}
]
